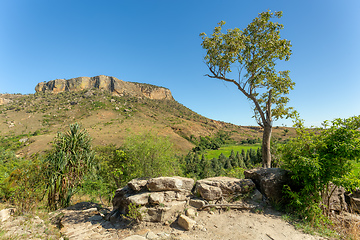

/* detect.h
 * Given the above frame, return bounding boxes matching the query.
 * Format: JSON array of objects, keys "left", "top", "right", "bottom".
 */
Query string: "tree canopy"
[{"left": 200, "top": 10, "right": 295, "bottom": 167}]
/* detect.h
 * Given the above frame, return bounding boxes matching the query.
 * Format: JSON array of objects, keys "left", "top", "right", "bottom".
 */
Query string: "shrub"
[
  {"left": 123, "top": 131, "right": 181, "bottom": 179},
  {"left": 279, "top": 116, "right": 360, "bottom": 225},
  {"left": 43, "top": 123, "right": 96, "bottom": 210}
]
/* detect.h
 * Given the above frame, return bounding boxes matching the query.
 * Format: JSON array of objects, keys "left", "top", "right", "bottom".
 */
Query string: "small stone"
[
  {"left": 177, "top": 215, "right": 196, "bottom": 231},
  {"left": 185, "top": 208, "right": 196, "bottom": 218},
  {"left": 123, "top": 235, "right": 147, "bottom": 240},
  {"left": 146, "top": 231, "right": 158, "bottom": 239}
]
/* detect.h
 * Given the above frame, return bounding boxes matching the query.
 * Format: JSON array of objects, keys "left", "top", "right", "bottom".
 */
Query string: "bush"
[
  {"left": 123, "top": 131, "right": 181, "bottom": 179},
  {"left": 279, "top": 116, "right": 360, "bottom": 225}
]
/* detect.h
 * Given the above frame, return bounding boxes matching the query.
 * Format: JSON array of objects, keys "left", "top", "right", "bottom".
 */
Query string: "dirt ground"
[
  {"left": 0, "top": 202, "right": 329, "bottom": 240},
  {"left": 133, "top": 207, "right": 326, "bottom": 240}
]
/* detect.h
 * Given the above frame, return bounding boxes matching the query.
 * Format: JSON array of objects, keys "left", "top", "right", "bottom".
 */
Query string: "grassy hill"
[{"left": 0, "top": 88, "right": 296, "bottom": 157}]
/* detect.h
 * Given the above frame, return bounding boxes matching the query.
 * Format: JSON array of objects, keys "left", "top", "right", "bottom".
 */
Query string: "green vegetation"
[
  {"left": 278, "top": 116, "right": 360, "bottom": 226},
  {"left": 200, "top": 10, "right": 296, "bottom": 168},
  {"left": 44, "top": 123, "right": 96, "bottom": 210},
  {"left": 204, "top": 144, "right": 260, "bottom": 159}
]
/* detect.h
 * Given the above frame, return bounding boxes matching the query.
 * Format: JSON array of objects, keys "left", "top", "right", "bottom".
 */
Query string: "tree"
[
  {"left": 44, "top": 123, "right": 95, "bottom": 210},
  {"left": 200, "top": 11, "right": 295, "bottom": 168}
]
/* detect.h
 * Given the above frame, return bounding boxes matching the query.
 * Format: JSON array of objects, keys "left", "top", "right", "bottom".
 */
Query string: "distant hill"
[{"left": 0, "top": 75, "right": 295, "bottom": 157}]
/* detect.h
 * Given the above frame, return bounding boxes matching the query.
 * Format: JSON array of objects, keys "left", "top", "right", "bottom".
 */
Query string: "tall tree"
[{"left": 200, "top": 11, "right": 295, "bottom": 168}]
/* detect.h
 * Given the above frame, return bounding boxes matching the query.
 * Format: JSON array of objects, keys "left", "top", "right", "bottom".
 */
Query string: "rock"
[
  {"left": 194, "top": 177, "right": 255, "bottom": 201},
  {"left": 0, "top": 208, "right": 15, "bottom": 222},
  {"left": 145, "top": 231, "right": 158, "bottom": 239},
  {"left": 123, "top": 235, "right": 147, "bottom": 240},
  {"left": 177, "top": 214, "right": 196, "bottom": 231},
  {"left": 128, "top": 192, "right": 150, "bottom": 206},
  {"left": 345, "top": 189, "right": 360, "bottom": 213},
  {"left": 185, "top": 208, "right": 196, "bottom": 217},
  {"left": 0, "top": 96, "right": 11, "bottom": 105},
  {"left": 323, "top": 183, "right": 347, "bottom": 212},
  {"left": 147, "top": 177, "right": 194, "bottom": 192},
  {"left": 149, "top": 192, "right": 165, "bottom": 205},
  {"left": 250, "top": 189, "right": 263, "bottom": 202},
  {"left": 128, "top": 178, "right": 148, "bottom": 192},
  {"left": 244, "top": 168, "right": 293, "bottom": 203},
  {"left": 189, "top": 199, "right": 206, "bottom": 208},
  {"left": 112, "top": 185, "right": 133, "bottom": 214},
  {"left": 88, "top": 215, "right": 103, "bottom": 222},
  {"left": 195, "top": 182, "right": 222, "bottom": 201},
  {"left": 35, "top": 75, "right": 174, "bottom": 100},
  {"left": 19, "top": 137, "right": 29, "bottom": 143},
  {"left": 143, "top": 201, "right": 186, "bottom": 222}
]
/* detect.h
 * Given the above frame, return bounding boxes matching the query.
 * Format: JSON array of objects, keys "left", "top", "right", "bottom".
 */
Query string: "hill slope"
[{"left": 0, "top": 76, "right": 294, "bottom": 157}]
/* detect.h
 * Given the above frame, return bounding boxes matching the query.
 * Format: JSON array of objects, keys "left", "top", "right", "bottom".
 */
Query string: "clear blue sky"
[{"left": 1, "top": 0, "right": 359, "bottom": 127}]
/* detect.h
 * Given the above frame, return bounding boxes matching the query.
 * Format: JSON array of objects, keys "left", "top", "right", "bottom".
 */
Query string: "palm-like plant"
[{"left": 44, "top": 123, "right": 95, "bottom": 210}]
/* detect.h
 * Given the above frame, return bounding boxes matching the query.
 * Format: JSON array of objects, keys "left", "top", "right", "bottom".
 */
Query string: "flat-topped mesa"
[{"left": 35, "top": 75, "right": 173, "bottom": 100}]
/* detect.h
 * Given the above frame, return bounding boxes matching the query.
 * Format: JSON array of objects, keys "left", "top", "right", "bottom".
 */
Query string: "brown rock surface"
[{"left": 35, "top": 75, "right": 173, "bottom": 100}]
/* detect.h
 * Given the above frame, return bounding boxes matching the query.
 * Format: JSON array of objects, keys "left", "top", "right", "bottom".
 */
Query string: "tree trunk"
[{"left": 262, "top": 123, "right": 272, "bottom": 168}]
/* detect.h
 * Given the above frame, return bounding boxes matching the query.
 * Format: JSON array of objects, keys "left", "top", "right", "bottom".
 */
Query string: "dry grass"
[
  {"left": 0, "top": 90, "right": 296, "bottom": 157},
  {"left": 330, "top": 213, "right": 360, "bottom": 240}
]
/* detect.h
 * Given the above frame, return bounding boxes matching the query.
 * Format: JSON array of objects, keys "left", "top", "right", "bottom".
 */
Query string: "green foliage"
[
  {"left": 279, "top": 116, "right": 360, "bottom": 225},
  {"left": 183, "top": 145, "right": 261, "bottom": 179},
  {"left": 122, "top": 131, "right": 181, "bottom": 180},
  {"left": 43, "top": 123, "right": 95, "bottom": 210},
  {"left": 125, "top": 203, "right": 143, "bottom": 224},
  {"left": 191, "top": 131, "right": 232, "bottom": 152},
  {"left": 5, "top": 157, "right": 46, "bottom": 213},
  {"left": 200, "top": 10, "right": 296, "bottom": 168}
]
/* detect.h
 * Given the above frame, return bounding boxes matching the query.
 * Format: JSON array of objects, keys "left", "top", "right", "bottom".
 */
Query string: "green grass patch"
[{"left": 205, "top": 144, "right": 261, "bottom": 159}]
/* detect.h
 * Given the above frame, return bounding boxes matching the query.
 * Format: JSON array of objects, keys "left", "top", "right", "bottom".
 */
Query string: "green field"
[{"left": 204, "top": 144, "right": 261, "bottom": 159}]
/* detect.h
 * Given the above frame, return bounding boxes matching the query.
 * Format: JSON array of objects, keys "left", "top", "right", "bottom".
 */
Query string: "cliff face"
[{"left": 35, "top": 75, "right": 173, "bottom": 100}]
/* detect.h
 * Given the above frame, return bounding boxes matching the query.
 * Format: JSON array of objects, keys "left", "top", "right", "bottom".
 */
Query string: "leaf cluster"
[{"left": 200, "top": 10, "right": 295, "bottom": 125}]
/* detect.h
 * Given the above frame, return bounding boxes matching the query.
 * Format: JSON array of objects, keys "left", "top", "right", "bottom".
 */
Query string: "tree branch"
[{"left": 206, "top": 68, "right": 267, "bottom": 126}]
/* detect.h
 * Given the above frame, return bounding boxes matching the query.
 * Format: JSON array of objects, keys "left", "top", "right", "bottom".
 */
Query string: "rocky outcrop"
[
  {"left": 35, "top": 75, "right": 173, "bottom": 100},
  {"left": 112, "top": 177, "right": 194, "bottom": 223},
  {"left": 0, "top": 96, "right": 12, "bottom": 105}
]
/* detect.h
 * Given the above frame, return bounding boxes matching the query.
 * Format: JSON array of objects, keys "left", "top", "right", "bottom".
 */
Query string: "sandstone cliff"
[{"left": 35, "top": 75, "right": 173, "bottom": 100}]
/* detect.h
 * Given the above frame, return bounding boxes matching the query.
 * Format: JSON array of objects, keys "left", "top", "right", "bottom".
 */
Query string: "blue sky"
[{"left": 1, "top": 0, "right": 359, "bottom": 127}]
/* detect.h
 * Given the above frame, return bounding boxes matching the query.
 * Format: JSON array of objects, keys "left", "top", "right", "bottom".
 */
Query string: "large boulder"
[
  {"left": 147, "top": 176, "right": 194, "bottom": 192},
  {"left": 194, "top": 177, "right": 255, "bottom": 201},
  {"left": 244, "top": 168, "right": 293, "bottom": 204}
]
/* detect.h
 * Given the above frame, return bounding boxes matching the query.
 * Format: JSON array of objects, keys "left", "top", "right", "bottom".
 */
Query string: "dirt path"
[{"left": 0, "top": 202, "right": 326, "bottom": 240}]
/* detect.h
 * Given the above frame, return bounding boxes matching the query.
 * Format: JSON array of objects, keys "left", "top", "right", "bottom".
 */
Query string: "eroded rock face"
[
  {"left": 35, "top": 75, "right": 173, "bottom": 100},
  {"left": 194, "top": 177, "right": 255, "bottom": 201}
]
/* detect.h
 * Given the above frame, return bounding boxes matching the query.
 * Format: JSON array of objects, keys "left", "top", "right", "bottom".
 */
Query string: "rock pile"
[
  {"left": 111, "top": 176, "right": 257, "bottom": 230},
  {"left": 112, "top": 177, "right": 194, "bottom": 223}
]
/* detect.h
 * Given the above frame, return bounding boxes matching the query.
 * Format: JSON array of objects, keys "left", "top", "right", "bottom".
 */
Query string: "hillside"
[{"left": 0, "top": 76, "right": 295, "bottom": 157}]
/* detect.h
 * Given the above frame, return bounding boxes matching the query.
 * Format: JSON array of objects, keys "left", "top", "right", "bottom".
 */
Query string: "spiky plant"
[{"left": 44, "top": 123, "right": 95, "bottom": 210}]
